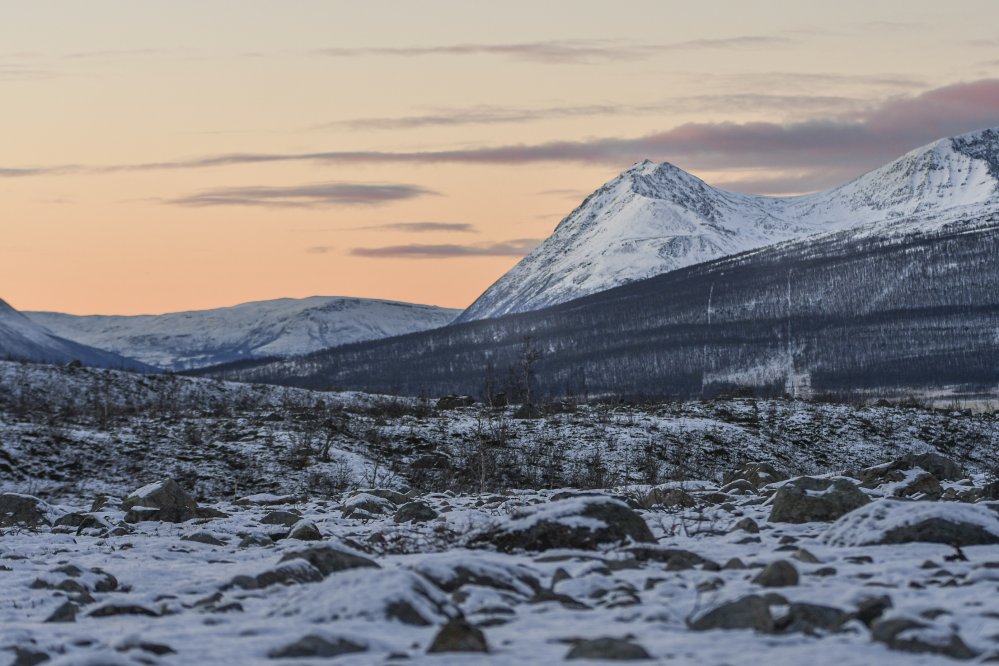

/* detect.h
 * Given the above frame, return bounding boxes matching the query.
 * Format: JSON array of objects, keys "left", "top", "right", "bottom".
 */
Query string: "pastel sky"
[{"left": 3, "top": 0, "right": 999, "bottom": 314}]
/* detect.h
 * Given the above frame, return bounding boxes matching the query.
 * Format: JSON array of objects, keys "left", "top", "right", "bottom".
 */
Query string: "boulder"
[
  {"left": 0, "top": 493, "right": 51, "bottom": 529},
  {"left": 287, "top": 521, "right": 322, "bottom": 541},
  {"left": 260, "top": 510, "right": 302, "bottom": 527},
  {"left": 688, "top": 595, "right": 774, "bottom": 632},
  {"left": 769, "top": 477, "right": 869, "bottom": 523},
  {"left": 268, "top": 634, "right": 366, "bottom": 659},
  {"left": 776, "top": 603, "right": 851, "bottom": 634},
  {"left": 412, "top": 552, "right": 540, "bottom": 596},
  {"left": 427, "top": 618, "right": 489, "bottom": 653},
  {"left": 278, "top": 544, "right": 380, "bottom": 576},
  {"left": 181, "top": 531, "right": 226, "bottom": 546},
  {"left": 341, "top": 492, "right": 396, "bottom": 518},
  {"left": 637, "top": 487, "right": 696, "bottom": 510},
  {"left": 436, "top": 395, "right": 475, "bottom": 410},
  {"left": 824, "top": 499, "right": 999, "bottom": 547},
  {"left": 121, "top": 479, "right": 198, "bottom": 523},
  {"left": 861, "top": 452, "right": 963, "bottom": 488},
  {"left": 566, "top": 637, "right": 651, "bottom": 660},
  {"left": 624, "top": 546, "right": 711, "bottom": 571},
  {"left": 229, "top": 559, "right": 325, "bottom": 590},
  {"left": 752, "top": 560, "right": 799, "bottom": 587},
  {"left": 723, "top": 462, "right": 786, "bottom": 490},
  {"left": 394, "top": 501, "right": 439, "bottom": 523},
  {"left": 871, "top": 616, "right": 977, "bottom": 659},
  {"left": 471, "top": 497, "right": 654, "bottom": 552}
]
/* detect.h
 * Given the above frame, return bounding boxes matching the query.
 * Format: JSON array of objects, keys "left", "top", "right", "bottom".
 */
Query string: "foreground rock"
[
  {"left": 824, "top": 499, "right": 999, "bottom": 546},
  {"left": 122, "top": 479, "right": 199, "bottom": 523},
  {"left": 566, "top": 637, "right": 651, "bottom": 660},
  {"left": 427, "top": 618, "right": 489, "bottom": 653},
  {"left": 471, "top": 497, "right": 654, "bottom": 552},
  {"left": 0, "top": 493, "right": 52, "bottom": 529},
  {"left": 688, "top": 595, "right": 774, "bottom": 632},
  {"left": 268, "top": 634, "right": 367, "bottom": 659},
  {"left": 769, "top": 477, "right": 869, "bottom": 523},
  {"left": 871, "top": 616, "right": 977, "bottom": 659}
]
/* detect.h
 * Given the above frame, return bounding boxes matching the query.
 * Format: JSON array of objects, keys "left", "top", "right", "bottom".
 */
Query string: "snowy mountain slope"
[
  {"left": 0, "top": 298, "right": 151, "bottom": 371},
  {"left": 28, "top": 296, "right": 460, "bottom": 371},
  {"left": 458, "top": 127, "right": 999, "bottom": 321}
]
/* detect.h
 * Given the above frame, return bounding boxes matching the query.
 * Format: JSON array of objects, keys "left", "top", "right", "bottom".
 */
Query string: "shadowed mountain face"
[
  {"left": 28, "top": 296, "right": 460, "bottom": 371},
  {"left": 0, "top": 298, "right": 152, "bottom": 371},
  {"left": 458, "top": 128, "right": 999, "bottom": 322},
  {"left": 198, "top": 216, "right": 999, "bottom": 401}
]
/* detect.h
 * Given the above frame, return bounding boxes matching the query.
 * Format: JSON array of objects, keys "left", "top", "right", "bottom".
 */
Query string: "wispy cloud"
[
  {"left": 351, "top": 238, "right": 541, "bottom": 259},
  {"left": 6, "top": 79, "right": 999, "bottom": 194},
  {"left": 318, "top": 94, "right": 863, "bottom": 131},
  {"left": 315, "top": 36, "right": 792, "bottom": 65},
  {"left": 348, "top": 222, "right": 476, "bottom": 233},
  {"left": 165, "top": 182, "right": 439, "bottom": 208}
]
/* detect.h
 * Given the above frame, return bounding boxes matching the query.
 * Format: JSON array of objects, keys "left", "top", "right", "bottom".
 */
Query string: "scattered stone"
[
  {"left": 427, "top": 618, "right": 488, "bottom": 653},
  {"left": 45, "top": 601, "right": 78, "bottom": 623},
  {"left": 473, "top": 497, "right": 654, "bottom": 552},
  {"left": 342, "top": 493, "right": 396, "bottom": 518},
  {"left": 269, "top": 634, "right": 367, "bottom": 659},
  {"left": 854, "top": 595, "right": 893, "bottom": 627},
  {"left": 10, "top": 647, "right": 49, "bottom": 666},
  {"left": 776, "top": 602, "right": 851, "bottom": 634},
  {"left": 278, "top": 544, "right": 380, "bottom": 576},
  {"left": 769, "top": 477, "right": 869, "bottom": 523},
  {"left": 791, "top": 548, "right": 820, "bottom": 564},
  {"left": 752, "top": 560, "right": 799, "bottom": 587},
  {"left": 724, "top": 462, "right": 787, "bottom": 490},
  {"left": 0, "top": 493, "right": 51, "bottom": 529},
  {"left": 89, "top": 602, "right": 159, "bottom": 618},
  {"left": 689, "top": 595, "right": 774, "bottom": 632},
  {"left": 181, "top": 531, "right": 226, "bottom": 546},
  {"left": 566, "top": 637, "right": 651, "bottom": 660},
  {"left": 287, "top": 520, "right": 322, "bottom": 541},
  {"left": 394, "top": 501, "right": 439, "bottom": 523},
  {"left": 235, "top": 493, "right": 299, "bottom": 506},
  {"left": 637, "top": 487, "right": 696, "bottom": 510},
  {"left": 729, "top": 517, "right": 759, "bottom": 534},
  {"left": 122, "top": 479, "right": 199, "bottom": 523},
  {"left": 238, "top": 533, "right": 274, "bottom": 548},
  {"left": 824, "top": 500, "right": 999, "bottom": 547},
  {"left": 260, "top": 510, "right": 302, "bottom": 527},
  {"left": 229, "top": 559, "right": 325, "bottom": 590},
  {"left": 436, "top": 395, "right": 475, "bottom": 410},
  {"left": 871, "top": 616, "right": 977, "bottom": 659},
  {"left": 625, "top": 547, "right": 711, "bottom": 571}
]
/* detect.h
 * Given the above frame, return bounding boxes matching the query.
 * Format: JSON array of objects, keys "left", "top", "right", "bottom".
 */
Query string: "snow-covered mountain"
[
  {"left": 0, "top": 298, "right": 150, "bottom": 371},
  {"left": 458, "top": 127, "right": 999, "bottom": 321},
  {"left": 28, "top": 296, "right": 460, "bottom": 371}
]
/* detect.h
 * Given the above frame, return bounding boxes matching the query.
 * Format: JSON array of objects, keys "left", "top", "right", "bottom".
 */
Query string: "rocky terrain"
[{"left": 2, "top": 361, "right": 999, "bottom": 664}]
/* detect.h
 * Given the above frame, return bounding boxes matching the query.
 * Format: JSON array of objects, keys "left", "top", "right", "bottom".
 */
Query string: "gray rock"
[
  {"left": 122, "top": 479, "right": 199, "bottom": 523},
  {"left": 260, "top": 510, "right": 302, "bottom": 527},
  {"left": 427, "top": 618, "right": 488, "bottom": 653},
  {"left": 824, "top": 500, "right": 999, "bottom": 547},
  {"left": 689, "top": 595, "right": 774, "bottom": 632},
  {"left": 474, "top": 497, "right": 654, "bottom": 552},
  {"left": 0, "top": 493, "right": 50, "bottom": 529},
  {"left": 436, "top": 395, "right": 475, "bottom": 410},
  {"left": 278, "top": 544, "right": 380, "bottom": 576},
  {"left": 268, "top": 634, "right": 366, "bottom": 659},
  {"left": 729, "top": 517, "right": 759, "bottom": 534},
  {"left": 394, "top": 501, "right": 439, "bottom": 523},
  {"left": 723, "top": 462, "right": 787, "bottom": 490},
  {"left": 624, "top": 547, "right": 711, "bottom": 571},
  {"left": 769, "top": 477, "right": 869, "bottom": 523},
  {"left": 777, "top": 602, "right": 850, "bottom": 634},
  {"left": 229, "top": 560, "right": 325, "bottom": 590},
  {"left": 752, "top": 560, "right": 799, "bottom": 587},
  {"left": 637, "top": 487, "right": 696, "bottom": 510},
  {"left": 566, "top": 637, "right": 651, "bottom": 660},
  {"left": 181, "top": 531, "right": 226, "bottom": 546},
  {"left": 89, "top": 602, "right": 159, "bottom": 617},
  {"left": 287, "top": 521, "right": 322, "bottom": 541},
  {"left": 45, "top": 601, "right": 78, "bottom": 623},
  {"left": 10, "top": 647, "right": 49, "bottom": 666},
  {"left": 238, "top": 533, "right": 274, "bottom": 548},
  {"left": 871, "top": 617, "right": 977, "bottom": 659},
  {"left": 892, "top": 471, "right": 942, "bottom": 500}
]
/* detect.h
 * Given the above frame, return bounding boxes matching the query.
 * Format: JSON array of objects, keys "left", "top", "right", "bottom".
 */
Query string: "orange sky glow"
[{"left": 3, "top": 1, "right": 999, "bottom": 314}]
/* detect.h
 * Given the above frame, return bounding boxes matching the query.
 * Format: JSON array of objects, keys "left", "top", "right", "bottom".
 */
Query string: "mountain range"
[
  {"left": 27, "top": 297, "right": 460, "bottom": 371},
  {"left": 458, "top": 127, "right": 999, "bottom": 321},
  {"left": 202, "top": 127, "right": 999, "bottom": 401}
]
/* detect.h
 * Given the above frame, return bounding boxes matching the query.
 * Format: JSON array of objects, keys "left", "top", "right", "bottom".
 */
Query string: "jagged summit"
[{"left": 457, "top": 127, "right": 999, "bottom": 322}]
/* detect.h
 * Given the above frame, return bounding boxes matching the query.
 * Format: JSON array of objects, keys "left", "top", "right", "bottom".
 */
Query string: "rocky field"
[{"left": 2, "top": 361, "right": 999, "bottom": 664}]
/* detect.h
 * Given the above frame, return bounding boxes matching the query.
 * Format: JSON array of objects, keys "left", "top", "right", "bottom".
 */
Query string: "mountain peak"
[{"left": 458, "top": 127, "right": 999, "bottom": 323}]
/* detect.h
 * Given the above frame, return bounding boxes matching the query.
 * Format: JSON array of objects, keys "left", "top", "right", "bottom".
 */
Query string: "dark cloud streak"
[
  {"left": 351, "top": 238, "right": 541, "bottom": 259},
  {"left": 166, "top": 182, "right": 438, "bottom": 208}
]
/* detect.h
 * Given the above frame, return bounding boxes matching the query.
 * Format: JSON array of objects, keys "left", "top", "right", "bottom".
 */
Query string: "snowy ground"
[{"left": 1, "top": 361, "right": 998, "bottom": 664}]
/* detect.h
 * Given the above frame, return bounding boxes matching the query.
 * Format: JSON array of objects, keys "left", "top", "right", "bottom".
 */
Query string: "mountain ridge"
[
  {"left": 457, "top": 127, "right": 999, "bottom": 322},
  {"left": 29, "top": 296, "right": 460, "bottom": 371}
]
